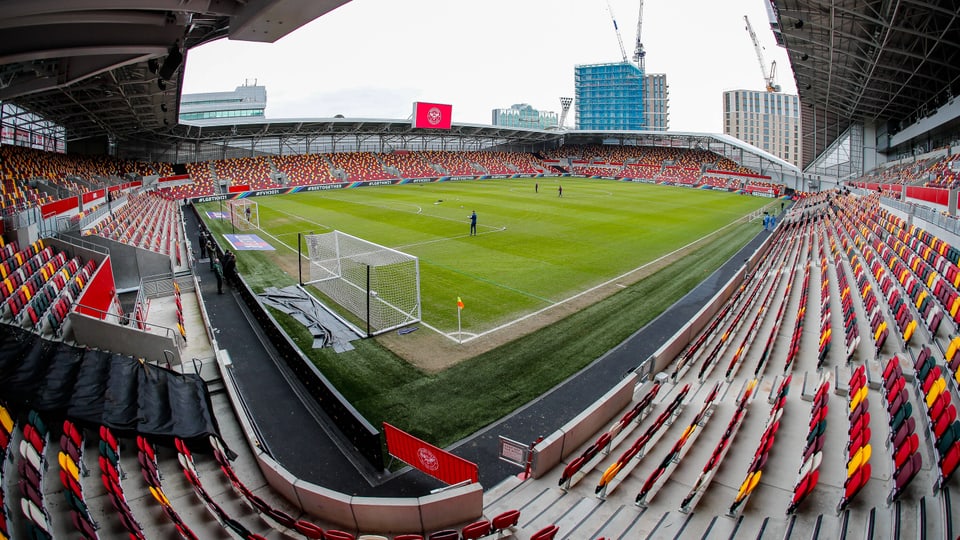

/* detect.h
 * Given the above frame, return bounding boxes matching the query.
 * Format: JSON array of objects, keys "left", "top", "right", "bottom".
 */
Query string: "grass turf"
[
  {"left": 200, "top": 178, "right": 769, "bottom": 445},
  {"left": 205, "top": 178, "right": 768, "bottom": 336}
]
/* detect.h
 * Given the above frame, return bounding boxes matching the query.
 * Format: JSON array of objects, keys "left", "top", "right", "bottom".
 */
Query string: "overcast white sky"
[{"left": 181, "top": 0, "right": 796, "bottom": 133}]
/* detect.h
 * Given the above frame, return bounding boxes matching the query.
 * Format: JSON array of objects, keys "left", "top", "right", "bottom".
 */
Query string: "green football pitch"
[
  {"left": 204, "top": 177, "right": 771, "bottom": 339},
  {"left": 198, "top": 177, "right": 774, "bottom": 444}
]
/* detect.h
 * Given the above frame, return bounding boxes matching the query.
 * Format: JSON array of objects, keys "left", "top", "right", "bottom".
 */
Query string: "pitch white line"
[
  {"left": 436, "top": 215, "right": 756, "bottom": 344},
  {"left": 392, "top": 226, "right": 507, "bottom": 250}
]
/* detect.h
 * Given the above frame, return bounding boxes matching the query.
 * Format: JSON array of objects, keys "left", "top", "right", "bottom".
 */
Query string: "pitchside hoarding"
[
  {"left": 383, "top": 422, "right": 478, "bottom": 485},
  {"left": 412, "top": 102, "right": 453, "bottom": 130}
]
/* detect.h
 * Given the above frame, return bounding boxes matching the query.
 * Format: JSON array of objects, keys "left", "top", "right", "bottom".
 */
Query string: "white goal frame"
[
  {"left": 227, "top": 199, "right": 259, "bottom": 230},
  {"left": 300, "top": 230, "right": 421, "bottom": 336}
]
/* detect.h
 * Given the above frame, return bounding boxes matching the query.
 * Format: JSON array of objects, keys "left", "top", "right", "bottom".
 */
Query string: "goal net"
[
  {"left": 227, "top": 199, "right": 259, "bottom": 230},
  {"left": 302, "top": 230, "right": 421, "bottom": 336}
]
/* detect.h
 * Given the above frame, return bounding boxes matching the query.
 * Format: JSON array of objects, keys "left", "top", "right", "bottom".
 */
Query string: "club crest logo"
[
  {"left": 417, "top": 447, "right": 440, "bottom": 471},
  {"left": 427, "top": 107, "right": 443, "bottom": 126}
]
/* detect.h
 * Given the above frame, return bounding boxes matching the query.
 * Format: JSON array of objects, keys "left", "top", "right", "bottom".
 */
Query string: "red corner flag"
[{"left": 457, "top": 296, "right": 464, "bottom": 310}]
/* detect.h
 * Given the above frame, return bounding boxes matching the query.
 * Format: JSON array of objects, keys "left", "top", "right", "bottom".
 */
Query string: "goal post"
[
  {"left": 227, "top": 199, "right": 259, "bottom": 230},
  {"left": 300, "top": 230, "right": 421, "bottom": 336}
]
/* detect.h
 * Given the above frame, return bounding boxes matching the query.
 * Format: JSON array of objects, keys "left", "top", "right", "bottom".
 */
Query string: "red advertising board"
[
  {"left": 383, "top": 423, "right": 478, "bottom": 485},
  {"left": 412, "top": 102, "right": 453, "bottom": 130},
  {"left": 227, "top": 185, "right": 250, "bottom": 193},
  {"left": 745, "top": 184, "right": 780, "bottom": 197},
  {"left": 40, "top": 197, "right": 79, "bottom": 219},
  {"left": 82, "top": 189, "right": 106, "bottom": 205}
]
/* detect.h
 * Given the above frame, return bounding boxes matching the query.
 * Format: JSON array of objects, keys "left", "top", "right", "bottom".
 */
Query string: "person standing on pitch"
[
  {"left": 558, "top": 185, "right": 563, "bottom": 197},
  {"left": 535, "top": 182, "right": 539, "bottom": 193},
  {"left": 469, "top": 210, "right": 478, "bottom": 236}
]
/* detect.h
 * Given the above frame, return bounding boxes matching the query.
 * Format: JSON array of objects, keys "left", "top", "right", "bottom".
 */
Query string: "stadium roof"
[
  {"left": 0, "top": 0, "right": 351, "bottom": 142},
  {"left": 176, "top": 117, "right": 564, "bottom": 146},
  {"left": 771, "top": 0, "right": 960, "bottom": 162},
  {"left": 152, "top": 118, "right": 798, "bottom": 182}
]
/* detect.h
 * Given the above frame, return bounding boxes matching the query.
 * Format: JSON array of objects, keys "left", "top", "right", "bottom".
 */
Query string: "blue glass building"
[
  {"left": 574, "top": 62, "right": 668, "bottom": 131},
  {"left": 575, "top": 62, "right": 645, "bottom": 131}
]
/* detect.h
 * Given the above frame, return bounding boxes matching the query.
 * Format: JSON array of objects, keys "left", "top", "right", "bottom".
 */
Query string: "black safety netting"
[{"left": 0, "top": 323, "right": 219, "bottom": 443}]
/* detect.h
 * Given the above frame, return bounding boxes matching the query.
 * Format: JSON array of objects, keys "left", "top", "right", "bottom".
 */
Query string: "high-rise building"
[
  {"left": 179, "top": 81, "right": 266, "bottom": 124},
  {"left": 491, "top": 104, "right": 558, "bottom": 129},
  {"left": 723, "top": 89, "right": 801, "bottom": 167},
  {"left": 574, "top": 62, "right": 668, "bottom": 131},
  {"left": 643, "top": 73, "right": 669, "bottom": 131}
]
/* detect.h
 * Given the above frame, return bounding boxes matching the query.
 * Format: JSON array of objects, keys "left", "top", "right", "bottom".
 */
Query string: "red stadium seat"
[{"left": 530, "top": 524, "right": 560, "bottom": 540}]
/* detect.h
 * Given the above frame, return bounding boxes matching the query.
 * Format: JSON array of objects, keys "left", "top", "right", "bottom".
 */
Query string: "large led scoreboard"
[{"left": 411, "top": 101, "right": 453, "bottom": 130}]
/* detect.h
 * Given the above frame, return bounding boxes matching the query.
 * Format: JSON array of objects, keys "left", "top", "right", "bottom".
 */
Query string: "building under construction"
[{"left": 573, "top": 0, "right": 669, "bottom": 131}]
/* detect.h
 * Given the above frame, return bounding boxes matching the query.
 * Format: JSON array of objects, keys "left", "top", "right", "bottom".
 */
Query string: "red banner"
[
  {"left": 745, "top": 185, "right": 780, "bottom": 196},
  {"left": 412, "top": 102, "right": 453, "bottom": 130},
  {"left": 40, "top": 197, "right": 79, "bottom": 219},
  {"left": 82, "top": 189, "right": 106, "bottom": 205},
  {"left": 227, "top": 185, "right": 250, "bottom": 193},
  {"left": 383, "top": 423, "right": 478, "bottom": 485},
  {"left": 705, "top": 170, "right": 772, "bottom": 180}
]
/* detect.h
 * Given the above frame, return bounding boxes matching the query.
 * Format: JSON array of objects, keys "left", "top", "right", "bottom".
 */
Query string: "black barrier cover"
[
  {"left": 103, "top": 355, "right": 141, "bottom": 429},
  {"left": 34, "top": 342, "right": 85, "bottom": 410},
  {"left": 68, "top": 348, "right": 111, "bottom": 420},
  {"left": 0, "top": 323, "right": 219, "bottom": 442}
]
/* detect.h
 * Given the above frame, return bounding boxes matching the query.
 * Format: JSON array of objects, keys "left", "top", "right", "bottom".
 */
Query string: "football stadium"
[{"left": 0, "top": 2, "right": 959, "bottom": 539}]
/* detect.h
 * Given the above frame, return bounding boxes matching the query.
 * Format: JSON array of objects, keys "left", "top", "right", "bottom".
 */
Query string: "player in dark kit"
[{"left": 469, "top": 210, "right": 477, "bottom": 236}]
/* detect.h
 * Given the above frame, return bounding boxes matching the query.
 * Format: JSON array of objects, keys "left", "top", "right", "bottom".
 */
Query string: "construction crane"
[
  {"left": 606, "top": 0, "right": 629, "bottom": 64},
  {"left": 632, "top": 0, "right": 645, "bottom": 69},
  {"left": 744, "top": 14, "right": 780, "bottom": 92}
]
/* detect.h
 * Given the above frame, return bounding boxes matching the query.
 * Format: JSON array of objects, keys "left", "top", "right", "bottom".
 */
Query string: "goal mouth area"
[
  {"left": 299, "top": 230, "right": 421, "bottom": 337},
  {"left": 226, "top": 199, "right": 259, "bottom": 231}
]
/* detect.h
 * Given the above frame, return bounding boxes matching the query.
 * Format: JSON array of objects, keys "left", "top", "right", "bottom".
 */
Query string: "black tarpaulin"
[
  {"left": 33, "top": 342, "right": 85, "bottom": 411},
  {"left": 0, "top": 325, "right": 219, "bottom": 442},
  {"left": 0, "top": 324, "right": 33, "bottom": 375},
  {"left": 68, "top": 348, "right": 111, "bottom": 420},
  {"left": 137, "top": 366, "right": 173, "bottom": 435},
  {"left": 102, "top": 354, "right": 141, "bottom": 430},
  {"left": 0, "top": 338, "right": 54, "bottom": 403}
]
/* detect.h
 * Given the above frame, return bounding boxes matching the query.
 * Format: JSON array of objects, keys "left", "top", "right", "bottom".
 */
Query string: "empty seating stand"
[
  {"left": 681, "top": 379, "right": 757, "bottom": 513},
  {"left": 729, "top": 375, "right": 791, "bottom": 515},
  {"left": 99, "top": 425, "right": 147, "bottom": 540},
  {"left": 594, "top": 384, "right": 691, "bottom": 498},
  {"left": 839, "top": 365, "right": 871, "bottom": 513},
  {"left": 559, "top": 382, "right": 661, "bottom": 489},
  {"left": 19, "top": 410, "right": 53, "bottom": 539},
  {"left": 60, "top": 419, "right": 100, "bottom": 539},
  {"left": 882, "top": 355, "right": 922, "bottom": 503},
  {"left": 635, "top": 382, "right": 721, "bottom": 506},
  {"left": 787, "top": 377, "right": 829, "bottom": 514}
]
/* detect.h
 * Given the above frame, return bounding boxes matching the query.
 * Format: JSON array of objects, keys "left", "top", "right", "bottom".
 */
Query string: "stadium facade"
[
  {"left": 491, "top": 103, "right": 558, "bottom": 130},
  {"left": 574, "top": 62, "right": 669, "bottom": 131},
  {"left": 723, "top": 89, "right": 802, "bottom": 168},
  {"left": 179, "top": 81, "right": 267, "bottom": 124}
]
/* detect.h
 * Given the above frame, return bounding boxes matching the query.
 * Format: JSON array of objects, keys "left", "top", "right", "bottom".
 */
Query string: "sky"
[{"left": 181, "top": 0, "right": 796, "bottom": 134}]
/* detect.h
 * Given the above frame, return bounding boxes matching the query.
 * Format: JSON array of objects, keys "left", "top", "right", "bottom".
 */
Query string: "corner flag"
[{"left": 457, "top": 296, "right": 464, "bottom": 310}]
